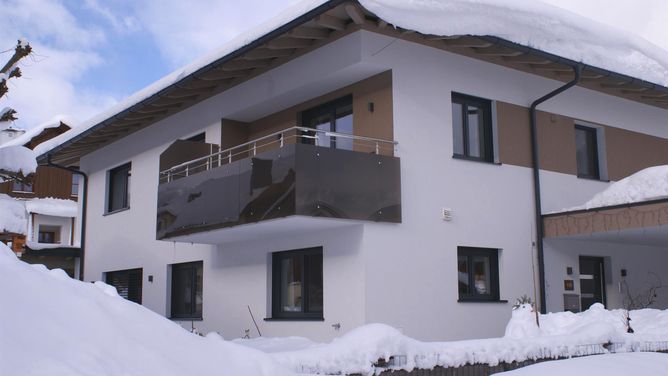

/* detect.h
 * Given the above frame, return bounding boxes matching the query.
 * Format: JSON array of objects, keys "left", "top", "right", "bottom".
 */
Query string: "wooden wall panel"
[{"left": 496, "top": 101, "right": 668, "bottom": 181}]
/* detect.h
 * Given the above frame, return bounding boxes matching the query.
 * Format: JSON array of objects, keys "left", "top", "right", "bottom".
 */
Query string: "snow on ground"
[
  {"left": 499, "top": 352, "right": 668, "bottom": 376},
  {"left": 0, "top": 193, "right": 27, "bottom": 234},
  {"left": 0, "top": 145, "right": 36, "bottom": 178},
  {"left": 232, "top": 304, "right": 668, "bottom": 375},
  {"left": 578, "top": 165, "right": 668, "bottom": 210},
  {"left": 35, "top": 0, "right": 668, "bottom": 159},
  {"left": 0, "top": 243, "right": 294, "bottom": 376},
  {"left": 25, "top": 197, "right": 78, "bottom": 217}
]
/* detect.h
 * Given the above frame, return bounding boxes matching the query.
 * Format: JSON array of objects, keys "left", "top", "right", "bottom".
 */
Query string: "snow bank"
[
  {"left": 0, "top": 193, "right": 26, "bottom": 234},
  {"left": 580, "top": 165, "right": 668, "bottom": 210},
  {"left": 499, "top": 352, "right": 668, "bottom": 376},
  {"left": 0, "top": 145, "right": 36, "bottom": 178},
  {"left": 35, "top": 0, "right": 668, "bottom": 160},
  {"left": 234, "top": 304, "right": 668, "bottom": 375},
  {"left": 25, "top": 197, "right": 78, "bottom": 217},
  {"left": 0, "top": 243, "right": 294, "bottom": 376}
]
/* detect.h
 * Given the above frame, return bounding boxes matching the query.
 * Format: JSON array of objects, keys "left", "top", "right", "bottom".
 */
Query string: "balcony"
[{"left": 156, "top": 127, "right": 401, "bottom": 242}]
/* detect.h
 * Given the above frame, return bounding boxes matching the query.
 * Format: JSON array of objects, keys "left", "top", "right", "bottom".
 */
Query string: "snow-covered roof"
[
  {"left": 3, "top": 114, "right": 74, "bottom": 149},
  {"left": 0, "top": 145, "right": 37, "bottom": 179},
  {"left": 25, "top": 197, "right": 78, "bottom": 217},
  {"left": 36, "top": 0, "right": 668, "bottom": 164},
  {"left": 578, "top": 165, "right": 668, "bottom": 210},
  {"left": 0, "top": 194, "right": 27, "bottom": 235}
]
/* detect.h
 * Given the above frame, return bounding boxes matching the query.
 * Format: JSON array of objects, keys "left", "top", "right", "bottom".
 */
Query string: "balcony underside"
[{"left": 157, "top": 143, "right": 401, "bottom": 242}]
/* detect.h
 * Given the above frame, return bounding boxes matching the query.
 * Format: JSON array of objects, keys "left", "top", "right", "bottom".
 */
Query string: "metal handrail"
[{"left": 159, "top": 126, "right": 397, "bottom": 182}]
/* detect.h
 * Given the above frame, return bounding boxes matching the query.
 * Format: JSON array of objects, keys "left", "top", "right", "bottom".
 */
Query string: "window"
[
  {"left": 170, "top": 261, "right": 203, "bottom": 319},
  {"left": 457, "top": 247, "right": 500, "bottom": 301},
  {"left": 38, "top": 225, "right": 60, "bottom": 244},
  {"left": 272, "top": 247, "right": 323, "bottom": 319},
  {"left": 11, "top": 181, "right": 33, "bottom": 193},
  {"left": 575, "top": 125, "right": 600, "bottom": 179},
  {"left": 106, "top": 268, "right": 143, "bottom": 304},
  {"left": 301, "top": 95, "right": 353, "bottom": 151},
  {"left": 451, "top": 93, "right": 493, "bottom": 162},
  {"left": 71, "top": 174, "right": 80, "bottom": 196},
  {"left": 107, "top": 163, "right": 131, "bottom": 213}
]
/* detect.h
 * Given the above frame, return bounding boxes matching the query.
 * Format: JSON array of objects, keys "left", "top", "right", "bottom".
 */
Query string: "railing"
[{"left": 159, "top": 126, "right": 398, "bottom": 184}]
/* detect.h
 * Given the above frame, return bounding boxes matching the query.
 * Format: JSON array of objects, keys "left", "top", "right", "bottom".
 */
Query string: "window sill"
[
  {"left": 170, "top": 317, "right": 203, "bottom": 321},
  {"left": 452, "top": 154, "right": 501, "bottom": 165},
  {"left": 576, "top": 174, "right": 609, "bottom": 182},
  {"left": 458, "top": 299, "right": 508, "bottom": 303},
  {"left": 103, "top": 207, "right": 130, "bottom": 216},
  {"left": 264, "top": 317, "right": 325, "bottom": 322}
]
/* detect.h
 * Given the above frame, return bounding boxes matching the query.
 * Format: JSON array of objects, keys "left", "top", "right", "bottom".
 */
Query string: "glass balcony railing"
[{"left": 156, "top": 127, "right": 401, "bottom": 240}]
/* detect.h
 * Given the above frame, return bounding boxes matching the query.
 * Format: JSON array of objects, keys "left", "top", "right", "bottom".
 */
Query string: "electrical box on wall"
[{"left": 442, "top": 208, "right": 453, "bottom": 221}]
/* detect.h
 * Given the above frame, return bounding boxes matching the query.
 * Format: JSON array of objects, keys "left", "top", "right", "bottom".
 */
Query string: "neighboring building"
[
  {"left": 37, "top": 1, "right": 668, "bottom": 341},
  {"left": 0, "top": 118, "right": 81, "bottom": 278},
  {"left": 0, "top": 127, "right": 26, "bottom": 146}
]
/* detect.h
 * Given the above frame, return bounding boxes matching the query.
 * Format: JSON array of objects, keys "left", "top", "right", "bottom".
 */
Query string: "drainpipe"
[
  {"left": 45, "top": 155, "right": 88, "bottom": 281},
  {"left": 530, "top": 65, "right": 581, "bottom": 314}
]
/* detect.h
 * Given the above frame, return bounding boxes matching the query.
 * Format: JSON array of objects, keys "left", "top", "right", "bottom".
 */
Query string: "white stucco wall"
[{"left": 80, "top": 30, "right": 668, "bottom": 341}]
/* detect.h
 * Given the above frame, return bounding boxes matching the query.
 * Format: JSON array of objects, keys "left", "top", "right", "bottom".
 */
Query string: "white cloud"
[
  {"left": 83, "top": 0, "right": 141, "bottom": 34},
  {"left": 133, "top": 0, "right": 298, "bottom": 67},
  {"left": 0, "top": 0, "right": 117, "bottom": 129}
]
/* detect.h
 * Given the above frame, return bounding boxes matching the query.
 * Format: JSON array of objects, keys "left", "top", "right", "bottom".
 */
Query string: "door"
[{"left": 579, "top": 256, "right": 606, "bottom": 310}]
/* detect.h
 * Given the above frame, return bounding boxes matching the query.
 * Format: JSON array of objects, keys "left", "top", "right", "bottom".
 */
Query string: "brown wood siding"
[
  {"left": 496, "top": 101, "right": 668, "bottom": 181},
  {"left": 0, "top": 166, "right": 74, "bottom": 199},
  {"left": 221, "top": 71, "right": 394, "bottom": 156}
]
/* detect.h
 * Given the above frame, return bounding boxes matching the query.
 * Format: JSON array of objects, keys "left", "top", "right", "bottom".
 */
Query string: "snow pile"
[
  {"left": 25, "top": 241, "right": 79, "bottom": 250},
  {"left": 25, "top": 197, "right": 78, "bottom": 217},
  {"left": 0, "top": 193, "right": 26, "bottom": 234},
  {"left": 0, "top": 243, "right": 294, "bottom": 376},
  {"left": 35, "top": 0, "right": 668, "bottom": 159},
  {"left": 500, "top": 352, "right": 668, "bottom": 376},
  {"left": 232, "top": 304, "right": 668, "bottom": 375},
  {"left": 580, "top": 165, "right": 668, "bottom": 210},
  {"left": 0, "top": 145, "right": 36, "bottom": 178}
]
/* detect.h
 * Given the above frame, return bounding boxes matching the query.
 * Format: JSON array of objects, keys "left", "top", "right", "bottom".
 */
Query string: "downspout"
[
  {"left": 530, "top": 65, "right": 581, "bottom": 314},
  {"left": 45, "top": 155, "right": 88, "bottom": 281}
]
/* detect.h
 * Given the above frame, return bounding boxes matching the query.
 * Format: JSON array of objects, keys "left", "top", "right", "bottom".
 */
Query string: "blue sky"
[{"left": 1, "top": 0, "right": 667, "bottom": 130}]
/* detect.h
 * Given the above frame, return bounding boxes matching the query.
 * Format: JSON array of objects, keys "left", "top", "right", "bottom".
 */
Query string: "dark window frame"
[
  {"left": 170, "top": 261, "right": 203, "bottom": 320},
  {"left": 457, "top": 246, "right": 501, "bottom": 302},
  {"left": 105, "top": 268, "right": 143, "bottom": 304},
  {"left": 106, "top": 162, "right": 131, "bottom": 214},
  {"left": 300, "top": 95, "right": 353, "bottom": 150},
  {"left": 271, "top": 247, "right": 323, "bottom": 320},
  {"left": 38, "top": 231, "right": 56, "bottom": 244},
  {"left": 574, "top": 125, "right": 601, "bottom": 180},
  {"left": 451, "top": 92, "right": 494, "bottom": 163}
]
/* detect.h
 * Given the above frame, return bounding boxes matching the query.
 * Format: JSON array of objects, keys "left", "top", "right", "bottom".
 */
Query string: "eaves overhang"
[{"left": 38, "top": 0, "right": 668, "bottom": 167}]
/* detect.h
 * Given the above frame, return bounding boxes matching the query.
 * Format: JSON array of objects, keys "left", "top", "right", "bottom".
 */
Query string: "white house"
[{"left": 37, "top": 0, "right": 668, "bottom": 341}]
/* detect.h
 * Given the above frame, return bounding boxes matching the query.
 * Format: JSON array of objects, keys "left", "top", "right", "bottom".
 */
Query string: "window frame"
[
  {"left": 271, "top": 247, "right": 324, "bottom": 320},
  {"left": 106, "top": 162, "right": 131, "bottom": 214},
  {"left": 71, "top": 173, "right": 80, "bottom": 197},
  {"left": 457, "top": 246, "right": 501, "bottom": 302},
  {"left": 105, "top": 268, "right": 143, "bottom": 304},
  {"left": 300, "top": 95, "right": 353, "bottom": 150},
  {"left": 451, "top": 92, "right": 494, "bottom": 163},
  {"left": 574, "top": 124, "right": 601, "bottom": 180},
  {"left": 169, "top": 261, "right": 203, "bottom": 320},
  {"left": 11, "top": 181, "right": 33, "bottom": 193}
]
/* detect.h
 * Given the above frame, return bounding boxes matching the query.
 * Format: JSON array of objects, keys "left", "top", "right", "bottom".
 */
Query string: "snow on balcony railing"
[{"left": 159, "top": 126, "right": 398, "bottom": 184}]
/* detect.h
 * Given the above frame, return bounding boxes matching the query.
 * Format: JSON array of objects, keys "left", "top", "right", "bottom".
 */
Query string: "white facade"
[{"left": 80, "top": 31, "right": 668, "bottom": 341}]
